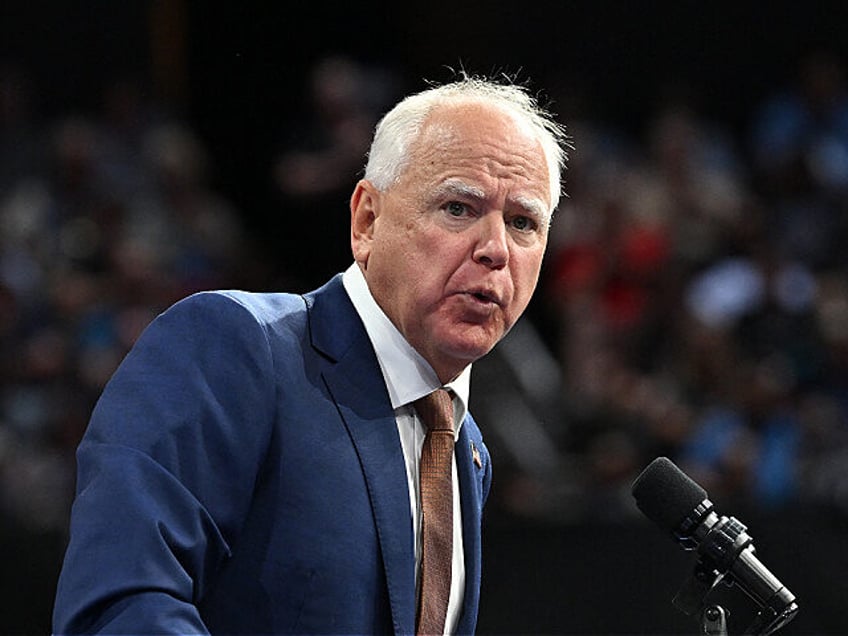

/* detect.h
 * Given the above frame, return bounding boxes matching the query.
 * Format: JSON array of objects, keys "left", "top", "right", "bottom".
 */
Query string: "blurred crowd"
[
  {"left": 2, "top": 50, "right": 848, "bottom": 537},
  {"left": 522, "top": 48, "right": 848, "bottom": 521},
  {"left": 0, "top": 64, "right": 253, "bottom": 532}
]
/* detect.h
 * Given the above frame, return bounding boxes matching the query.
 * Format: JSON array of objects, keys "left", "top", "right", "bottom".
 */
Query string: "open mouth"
[{"left": 468, "top": 290, "right": 500, "bottom": 306}]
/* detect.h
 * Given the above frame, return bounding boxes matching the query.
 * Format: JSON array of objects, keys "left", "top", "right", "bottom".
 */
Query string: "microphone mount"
[{"left": 671, "top": 501, "right": 798, "bottom": 636}]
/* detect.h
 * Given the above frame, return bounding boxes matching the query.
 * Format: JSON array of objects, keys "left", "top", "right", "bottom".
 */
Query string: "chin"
[
  {"left": 442, "top": 337, "right": 499, "bottom": 366},
  {"left": 425, "top": 320, "right": 505, "bottom": 368}
]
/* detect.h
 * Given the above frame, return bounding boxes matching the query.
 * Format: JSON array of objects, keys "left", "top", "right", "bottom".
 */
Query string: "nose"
[{"left": 472, "top": 215, "right": 509, "bottom": 269}]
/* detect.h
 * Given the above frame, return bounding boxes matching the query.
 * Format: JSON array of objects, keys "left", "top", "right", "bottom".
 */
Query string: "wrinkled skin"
[{"left": 351, "top": 101, "right": 552, "bottom": 383}]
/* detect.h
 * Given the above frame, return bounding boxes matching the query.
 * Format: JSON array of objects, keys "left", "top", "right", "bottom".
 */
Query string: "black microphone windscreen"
[{"left": 631, "top": 457, "right": 708, "bottom": 532}]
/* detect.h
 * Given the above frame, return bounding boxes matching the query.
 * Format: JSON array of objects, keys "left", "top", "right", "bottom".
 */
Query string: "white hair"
[{"left": 363, "top": 76, "right": 570, "bottom": 213}]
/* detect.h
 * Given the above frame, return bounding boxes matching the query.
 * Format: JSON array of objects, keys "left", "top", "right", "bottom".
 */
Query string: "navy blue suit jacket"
[{"left": 52, "top": 275, "right": 492, "bottom": 635}]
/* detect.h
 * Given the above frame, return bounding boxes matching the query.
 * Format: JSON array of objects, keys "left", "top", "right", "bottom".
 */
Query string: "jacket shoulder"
[{"left": 177, "top": 289, "right": 306, "bottom": 326}]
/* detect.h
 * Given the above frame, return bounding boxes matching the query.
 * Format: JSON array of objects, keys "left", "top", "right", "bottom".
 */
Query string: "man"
[{"left": 52, "top": 75, "right": 569, "bottom": 635}]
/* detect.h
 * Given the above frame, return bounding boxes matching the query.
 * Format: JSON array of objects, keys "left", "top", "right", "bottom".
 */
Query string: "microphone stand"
[
  {"left": 701, "top": 605, "right": 729, "bottom": 636},
  {"left": 673, "top": 559, "right": 728, "bottom": 635},
  {"left": 672, "top": 558, "right": 797, "bottom": 636}
]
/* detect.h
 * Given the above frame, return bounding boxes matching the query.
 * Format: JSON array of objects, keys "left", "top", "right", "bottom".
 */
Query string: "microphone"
[{"left": 631, "top": 457, "right": 798, "bottom": 635}]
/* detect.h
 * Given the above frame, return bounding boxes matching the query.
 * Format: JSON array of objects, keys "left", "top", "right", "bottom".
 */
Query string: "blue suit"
[{"left": 53, "top": 275, "right": 492, "bottom": 635}]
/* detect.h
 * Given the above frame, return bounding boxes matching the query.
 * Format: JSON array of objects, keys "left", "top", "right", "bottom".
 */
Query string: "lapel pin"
[{"left": 471, "top": 441, "right": 482, "bottom": 468}]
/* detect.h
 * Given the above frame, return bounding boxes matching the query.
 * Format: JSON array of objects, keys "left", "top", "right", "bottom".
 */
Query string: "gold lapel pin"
[{"left": 471, "top": 441, "right": 482, "bottom": 468}]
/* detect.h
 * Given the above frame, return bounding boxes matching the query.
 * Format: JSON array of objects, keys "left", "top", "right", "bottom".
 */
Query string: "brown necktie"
[{"left": 414, "top": 388, "right": 455, "bottom": 636}]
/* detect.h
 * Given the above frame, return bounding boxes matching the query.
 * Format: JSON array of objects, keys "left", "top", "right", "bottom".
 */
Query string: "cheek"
[{"left": 511, "top": 252, "right": 545, "bottom": 305}]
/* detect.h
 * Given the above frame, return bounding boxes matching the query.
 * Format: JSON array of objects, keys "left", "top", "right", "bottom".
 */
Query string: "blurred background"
[{"left": 3, "top": 1, "right": 848, "bottom": 633}]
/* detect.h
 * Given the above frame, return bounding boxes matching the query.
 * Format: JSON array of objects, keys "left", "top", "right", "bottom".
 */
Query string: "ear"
[{"left": 350, "top": 179, "right": 379, "bottom": 267}]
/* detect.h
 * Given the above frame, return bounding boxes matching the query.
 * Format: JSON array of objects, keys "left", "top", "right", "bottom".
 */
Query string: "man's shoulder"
[
  {"left": 139, "top": 291, "right": 307, "bottom": 354},
  {"left": 157, "top": 277, "right": 352, "bottom": 352},
  {"left": 186, "top": 275, "right": 347, "bottom": 324},
  {"left": 209, "top": 289, "right": 306, "bottom": 318}
]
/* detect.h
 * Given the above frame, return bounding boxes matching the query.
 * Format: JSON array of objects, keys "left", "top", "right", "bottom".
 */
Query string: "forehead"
[{"left": 402, "top": 102, "right": 552, "bottom": 206}]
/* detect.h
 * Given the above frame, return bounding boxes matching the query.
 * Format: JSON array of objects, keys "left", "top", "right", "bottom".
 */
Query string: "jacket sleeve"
[{"left": 52, "top": 292, "right": 277, "bottom": 635}]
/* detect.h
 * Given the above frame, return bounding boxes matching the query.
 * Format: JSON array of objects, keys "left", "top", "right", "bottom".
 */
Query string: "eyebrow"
[
  {"left": 435, "top": 179, "right": 487, "bottom": 202},
  {"left": 513, "top": 195, "right": 550, "bottom": 225},
  {"left": 436, "top": 178, "right": 550, "bottom": 223}
]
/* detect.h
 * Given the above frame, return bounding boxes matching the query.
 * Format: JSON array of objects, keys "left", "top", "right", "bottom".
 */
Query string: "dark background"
[
  {"left": 8, "top": 1, "right": 848, "bottom": 267},
  {"left": 3, "top": 2, "right": 848, "bottom": 634}
]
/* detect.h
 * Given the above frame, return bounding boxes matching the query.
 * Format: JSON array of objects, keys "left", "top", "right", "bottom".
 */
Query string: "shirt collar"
[{"left": 342, "top": 263, "right": 470, "bottom": 423}]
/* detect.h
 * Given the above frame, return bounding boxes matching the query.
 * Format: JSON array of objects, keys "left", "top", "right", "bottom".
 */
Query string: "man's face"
[{"left": 351, "top": 101, "right": 552, "bottom": 382}]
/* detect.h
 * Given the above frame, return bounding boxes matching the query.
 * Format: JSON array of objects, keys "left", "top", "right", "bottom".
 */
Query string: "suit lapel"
[
  {"left": 454, "top": 421, "right": 485, "bottom": 635},
  {"left": 306, "top": 277, "right": 416, "bottom": 635}
]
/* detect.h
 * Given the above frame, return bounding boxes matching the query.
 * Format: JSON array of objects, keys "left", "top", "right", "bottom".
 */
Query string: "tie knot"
[{"left": 414, "top": 388, "right": 454, "bottom": 433}]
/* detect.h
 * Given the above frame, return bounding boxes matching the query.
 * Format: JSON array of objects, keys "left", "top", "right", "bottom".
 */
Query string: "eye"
[
  {"left": 509, "top": 215, "right": 537, "bottom": 233},
  {"left": 445, "top": 201, "right": 468, "bottom": 217}
]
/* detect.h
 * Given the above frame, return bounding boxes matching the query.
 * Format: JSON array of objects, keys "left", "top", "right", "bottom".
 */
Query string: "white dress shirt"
[{"left": 343, "top": 263, "right": 470, "bottom": 635}]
